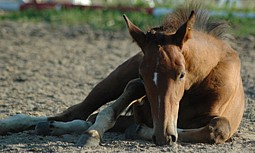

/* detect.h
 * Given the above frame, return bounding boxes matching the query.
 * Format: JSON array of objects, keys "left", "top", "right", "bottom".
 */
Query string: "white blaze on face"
[
  {"left": 153, "top": 72, "right": 158, "bottom": 86},
  {"left": 153, "top": 58, "right": 159, "bottom": 86},
  {"left": 152, "top": 57, "right": 161, "bottom": 118}
]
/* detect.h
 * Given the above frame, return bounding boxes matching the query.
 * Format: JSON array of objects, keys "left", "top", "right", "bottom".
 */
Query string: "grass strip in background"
[
  {"left": 0, "top": 8, "right": 254, "bottom": 36},
  {"left": 0, "top": 9, "right": 163, "bottom": 31}
]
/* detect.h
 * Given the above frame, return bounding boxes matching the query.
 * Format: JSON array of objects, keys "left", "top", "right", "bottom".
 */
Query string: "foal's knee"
[
  {"left": 124, "top": 79, "right": 145, "bottom": 95},
  {"left": 133, "top": 97, "right": 153, "bottom": 127},
  {"left": 208, "top": 117, "right": 231, "bottom": 144}
]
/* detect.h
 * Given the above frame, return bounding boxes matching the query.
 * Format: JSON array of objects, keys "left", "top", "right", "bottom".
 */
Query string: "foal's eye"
[{"left": 179, "top": 72, "right": 185, "bottom": 80}]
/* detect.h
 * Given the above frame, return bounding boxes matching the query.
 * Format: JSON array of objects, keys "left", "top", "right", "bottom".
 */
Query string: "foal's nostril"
[
  {"left": 152, "top": 135, "right": 176, "bottom": 145},
  {"left": 170, "top": 135, "right": 177, "bottom": 142}
]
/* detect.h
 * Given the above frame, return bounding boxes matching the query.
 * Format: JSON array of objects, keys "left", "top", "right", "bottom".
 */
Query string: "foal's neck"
[{"left": 183, "top": 31, "right": 227, "bottom": 90}]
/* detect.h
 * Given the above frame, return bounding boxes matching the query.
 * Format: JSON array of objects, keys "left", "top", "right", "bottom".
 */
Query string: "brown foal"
[{"left": 0, "top": 3, "right": 244, "bottom": 147}]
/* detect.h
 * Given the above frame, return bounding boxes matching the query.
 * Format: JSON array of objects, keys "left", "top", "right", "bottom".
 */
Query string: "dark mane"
[{"left": 161, "top": 2, "right": 232, "bottom": 41}]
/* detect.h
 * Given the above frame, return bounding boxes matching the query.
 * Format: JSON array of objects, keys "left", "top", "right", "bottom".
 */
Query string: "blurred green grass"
[
  {"left": 0, "top": 8, "right": 254, "bottom": 36},
  {"left": 0, "top": 9, "right": 163, "bottom": 31}
]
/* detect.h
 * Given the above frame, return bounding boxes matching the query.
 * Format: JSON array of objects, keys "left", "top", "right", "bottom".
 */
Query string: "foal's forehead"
[
  {"left": 145, "top": 31, "right": 180, "bottom": 56},
  {"left": 159, "top": 45, "right": 183, "bottom": 65},
  {"left": 143, "top": 41, "right": 184, "bottom": 71},
  {"left": 144, "top": 28, "right": 184, "bottom": 64}
]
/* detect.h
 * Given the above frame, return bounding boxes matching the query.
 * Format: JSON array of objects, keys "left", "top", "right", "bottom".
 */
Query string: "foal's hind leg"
[
  {"left": 49, "top": 52, "right": 143, "bottom": 122},
  {"left": 76, "top": 78, "right": 146, "bottom": 147},
  {"left": 0, "top": 114, "right": 92, "bottom": 136},
  {"left": 35, "top": 120, "right": 92, "bottom": 136},
  {"left": 0, "top": 114, "right": 47, "bottom": 135}
]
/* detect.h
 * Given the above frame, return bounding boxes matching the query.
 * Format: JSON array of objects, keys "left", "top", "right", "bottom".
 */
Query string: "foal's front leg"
[
  {"left": 178, "top": 116, "right": 231, "bottom": 144},
  {"left": 76, "top": 78, "right": 146, "bottom": 147},
  {"left": 128, "top": 116, "right": 231, "bottom": 144}
]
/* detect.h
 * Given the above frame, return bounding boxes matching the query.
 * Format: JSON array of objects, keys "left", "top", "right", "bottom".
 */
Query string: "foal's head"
[{"left": 124, "top": 11, "right": 195, "bottom": 145}]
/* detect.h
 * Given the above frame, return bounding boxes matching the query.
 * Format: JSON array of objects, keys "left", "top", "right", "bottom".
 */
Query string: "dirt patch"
[{"left": 0, "top": 21, "right": 254, "bottom": 152}]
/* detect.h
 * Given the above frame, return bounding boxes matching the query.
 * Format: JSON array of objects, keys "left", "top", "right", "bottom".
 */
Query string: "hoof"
[
  {"left": 35, "top": 121, "right": 51, "bottom": 136},
  {"left": 125, "top": 124, "right": 141, "bottom": 140},
  {"left": 209, "top": 117, "right": 231, "bottom": 144},
  {"left": 76, "top": 132, "right": 100, "bottom": 147}
]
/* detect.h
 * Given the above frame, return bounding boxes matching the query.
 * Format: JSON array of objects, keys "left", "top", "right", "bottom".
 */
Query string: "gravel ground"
[{"left": 0, "top": 21, "right": 254, "bottom": 152}]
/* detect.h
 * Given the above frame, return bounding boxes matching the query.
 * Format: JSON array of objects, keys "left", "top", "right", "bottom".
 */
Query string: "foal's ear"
[
  {"left": 123, "top": 14, "right": 146, "bottom": 51},
  {"left": 174, "top": 11, "right": 196, "bottom": 49}
]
